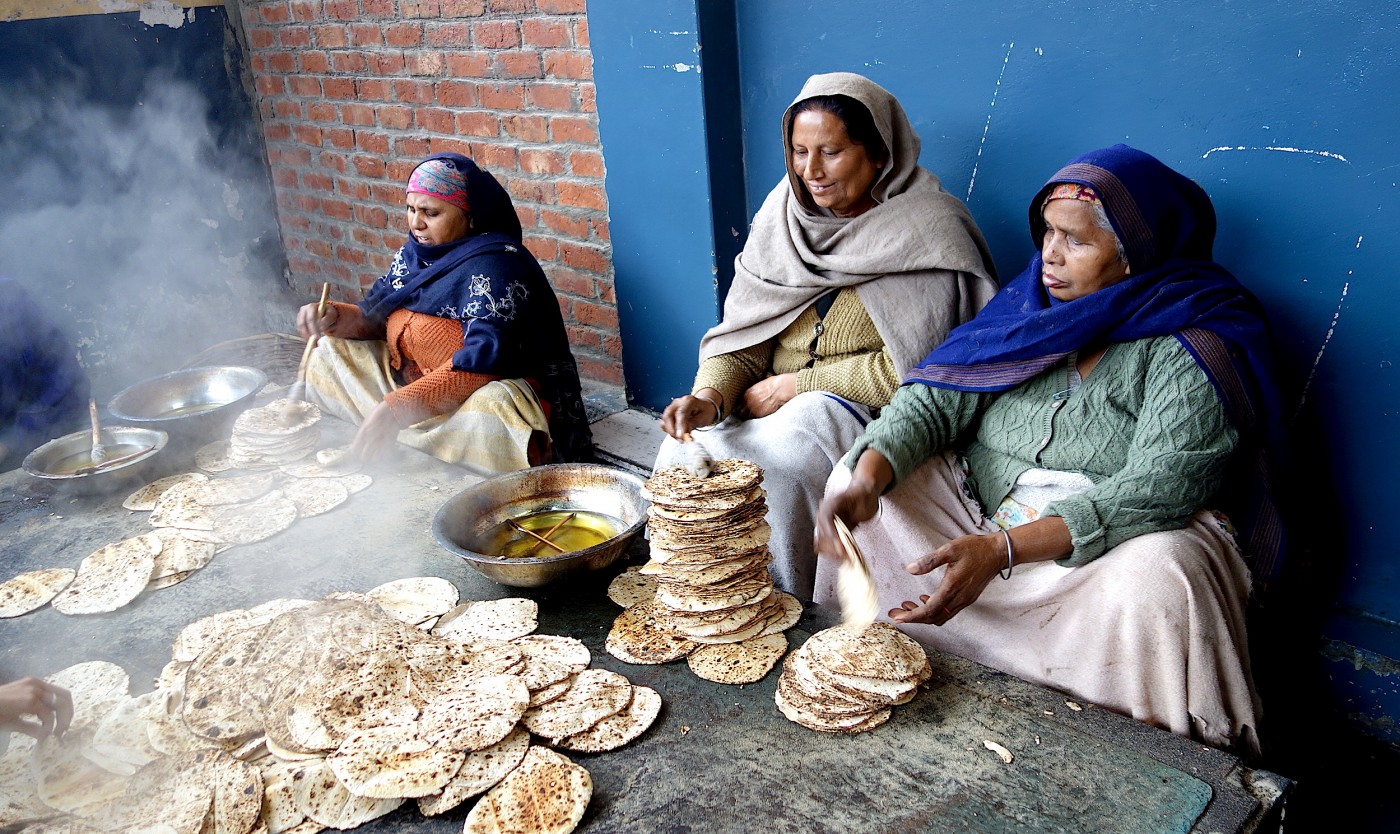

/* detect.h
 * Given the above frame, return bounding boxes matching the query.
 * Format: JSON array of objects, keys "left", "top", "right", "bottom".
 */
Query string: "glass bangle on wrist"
[{"left": 692, "top": 391, "right": 723, "bottom": 427}]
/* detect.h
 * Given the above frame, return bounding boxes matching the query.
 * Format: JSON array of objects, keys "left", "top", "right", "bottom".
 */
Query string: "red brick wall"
[{"left": 235, "top": 0, "right": 622, "bottom": 387}]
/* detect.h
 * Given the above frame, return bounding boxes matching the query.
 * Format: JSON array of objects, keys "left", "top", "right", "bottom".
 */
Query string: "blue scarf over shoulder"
[
  {"left": 906, "top": 144, "right": 1286, "bottom": 594},
  {"left": 358, "top": 153, "right": 592, "bottom": 463}
]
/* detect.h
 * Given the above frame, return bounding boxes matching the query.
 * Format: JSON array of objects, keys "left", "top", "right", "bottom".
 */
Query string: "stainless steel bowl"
[
  {"left": 108, "top": 365, "right": 267, "bottom": 443},
  {"left": 22, "top": 426, "right": 168, "bottom": 495},
  {"left": 432, "top": 464, "right": 650, "bottom": 588}
]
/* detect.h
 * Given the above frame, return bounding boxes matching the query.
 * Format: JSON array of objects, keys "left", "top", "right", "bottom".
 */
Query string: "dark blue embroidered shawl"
[
  {"left": 358, "top": 153, "right": 592, "bottom": 463},
  {"left": 0, "top": 274, "right": 90, "bottom": 470},
  {"left": 906, "top": 144, "right": 1287, "bottom": 593}
]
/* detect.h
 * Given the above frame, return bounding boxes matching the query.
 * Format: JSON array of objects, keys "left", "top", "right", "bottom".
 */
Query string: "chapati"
[
  {"left": 287, "top": 759, "right": 403, "bottom": 829},
  {"left": 89, "top": 692, "right": 163, "bottom": 775},
  {"left": 193, "top": 473, "right": 280, "bottom": 506},
  {"left": 605, "top": 566, "right": 656, "bottom": 609},
  {"left": 416, "top": 726, "right": 529, "bottom": 816},
  {"left": 686, "top": 633, "right": 788, "bottom": 685},
  {"left": 52, "top": 534, "right": 161, "bottom": 615},
  {"left": 124, "top": 472, "right": 210, "bottom": 511},
  {"left": 461, "top": 746, "right": 591, "bottom": 834},
  {"left": 279, "top": 478, "right": 349, "bottom": 518},
  {"left": 150, "top": 482, "right": 216, "bottom": 530},
  {"left": 432, "top": 598, "right": 538, "bottom": 643},
  {"left": 604, "top": 600, "right": 697, "bottom": 665},
  {"left": 209, "top": 491, "right": 298, "bottom": 546},
  {"left": 0, "top": 568, "right": 76, "bottom": 618},
  {"left": 520, "top": 668, "right": 631, "bottom": 741},
  {"left": 326, "top": 724, "right": 465, "bottom": 799},
  {"left": 365, "top": 577, "right": 459, "bottom": 627},
  {"left": 557, "top": 685, "right": 662, "bottom": 753},
  {"left": 195, "top": 440, "right": 236, "bottom": 473}
]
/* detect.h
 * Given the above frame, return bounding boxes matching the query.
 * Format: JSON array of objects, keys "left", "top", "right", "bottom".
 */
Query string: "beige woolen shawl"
[{"left": 698, "top": 72, "right": 998, "bottom": 376}]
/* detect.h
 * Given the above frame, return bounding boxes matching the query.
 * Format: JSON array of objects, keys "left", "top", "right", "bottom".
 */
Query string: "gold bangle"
[{"left": 693, "top": 391, "right": 723, "bottom": 427}]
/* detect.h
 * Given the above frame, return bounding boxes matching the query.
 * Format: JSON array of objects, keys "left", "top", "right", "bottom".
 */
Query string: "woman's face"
[
  {"left": 1039, "top": 199, "right": 1130, "bottom": 301},
  {"left": 406, "top": 191, "right": 470, "bottom": 246},
  {"left": 790, "top": 109, "right": 883, "bottom": 218}
]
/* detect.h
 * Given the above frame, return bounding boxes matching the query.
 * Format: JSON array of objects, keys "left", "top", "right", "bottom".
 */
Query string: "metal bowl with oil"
[
  {"left": 22, "top": 426, "right": 168, "bottom": 494},
  {"left": 108, "top": 365, "right": 267, "bottom": 444},
  {"left": 432, "top": 463, "right": 649, "bottom": 588}
]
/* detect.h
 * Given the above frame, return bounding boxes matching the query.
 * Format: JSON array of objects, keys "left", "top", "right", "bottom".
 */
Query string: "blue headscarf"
[
  {"left": 906, "top": 144, "right": 1286, "bottom": 593},
  {"left": 357, "top": 153, "right": 592, "bottom": 463}
]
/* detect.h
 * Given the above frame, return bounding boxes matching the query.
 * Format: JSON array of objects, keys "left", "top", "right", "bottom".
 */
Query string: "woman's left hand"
[
  {"left": 348, "top": 402, "right": 402, "bottom": 463},
  {"left": 890, "top": 531, "right": 1006, "bottom": 626},
  {"left": 739, "top": 373, "right": 797, "bottom": 418},
  {"left": 0, "top": 677, "right": 73, "bottom": 740}
]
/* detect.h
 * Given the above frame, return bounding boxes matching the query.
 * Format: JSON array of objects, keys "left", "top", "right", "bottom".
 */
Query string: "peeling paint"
[
  {"left": 639, "top": 63, "right": 697, "bottom": 73},
  {"left": 967, "top": 42, "right": 1015, "bottom": 201},
  {"left": 137, "top": 0, "right": 186, "bottom": 28},
  {"left": 0, "top": 0, "right": 216, "bottom": 22},
  {"left": 1201, "top": 145, "right": 1350, "bottom": 164},
  {"left": 1294, "top": 276, "right": 1350, "bottom": 422}
]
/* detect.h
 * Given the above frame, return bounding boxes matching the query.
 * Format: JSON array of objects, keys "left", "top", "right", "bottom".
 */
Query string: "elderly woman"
[
  {"left": 298, "top": 152, "right": 591, "bottom": 472},
  {"left": 814, "top": 145, "right": 1283, "bottom": 756},
  {"left": 659, "top": 72, "right": 998, "bottom": 601}
]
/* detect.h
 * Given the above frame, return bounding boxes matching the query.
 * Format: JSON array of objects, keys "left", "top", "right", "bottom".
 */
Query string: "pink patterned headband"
[{"left": 407, "top": 159, "right": 471, "bottom": 214}]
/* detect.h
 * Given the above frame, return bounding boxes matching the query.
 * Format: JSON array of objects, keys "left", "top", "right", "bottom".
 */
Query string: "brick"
[
  {"left": 488, "top": 0, "right": 534, "bottom": 14},
  {"left": 330, "top": 52, "right": 367, "bottom": 74},
  {"left": 446, "top": 52, "right": 490, "bottom": 77},
  {"left": 320, "top": 77, "right": 354, "bottom": 99},
  {"left": 376, "top": 105, "right": 414, "bottom": 130},
  {"left": 473, "top": 20, "right": 519, "bottom": 49},
  {"left": 472, "top": 143, "right": 517, "bottom": 171},
  {"left": 353, "top": 227, "right": 381, "bottom": 246},
  {"left": 522, "top": 18, "right": 569, "bottom": 48},
  {"left": 418, "top": 107, "right": 455, "bottom": 133},
  {"left": 573, "top": 17, "right": 588, "bottom": 48},
  {"left": 592, "top": 217, "right": 610, "bottom": 242},
  {"left": 541, "top": 208, "right": 587, "bottom": 237},
  {"left": 341, "top": 103, "right": 374, "bottom": 126},
  {"left": 318, "top": 151, "right": 349, "bottom": 173},
  {"left": 274, "top": 100, "right": 303, "bottom": 119},
  {"left": 272, "top": 168, "right": 299, "bottom": 188},
  {"left": 313, "top": 25, "right": 347, "bottom": 48},
  {"left": 248, "top": 27, "right": 275, "bottom": 49},
  {"left": 353, "top": 154, "right": 387, "bottom": 178},
  {"left": 402, "top": 0, "right": 443, "bottom": 18},
  {"left": 577, "top": 356, "right": 622, "bottom": 386},
  {"left": 478, "top": 83, "right": 524, "bottom": 110},
  {"left": 306, "top": 101, "right": 337, "bottom": 122},
  {"left": 268, "top": 51, "right": 297, "bottom": 73},
  {"left": 292, "top": 124, "right": 323, "bottom": 146},
  {"left": 289, "top": 75, "right": 321, "bottom": 97},
  {"left": 355, "top": 204, "right": 390, "bottom": 228},
  {"left": 514, "top": 205, "right": 537, "bottom": 229},
  {"left": 521, "top": 149, "right": 565, "bottom": 176},
  {"left": 259, "top": 3, "right": 290, "bottom": 24},
  {"left": 386, "top": 160, "right": 420, "bottom": 182},
  {"left": 524, "top": 238, "right": 558, "bottom": 262},
  {"left": 502, "top": 114, "right": 548, "bottom": 143},
  {"left": 507, "top": 178, "right": 555, "bottom": 204},
  {"left": 538, "top": 0, "right": 586, "bottom": 12},
  {"left": 362, "top": 0, "right": 394, "bottom": 17},
  {"left": 550, "top": 115, "right": 596, "bottom": 144},
  {"left": 326, "top": 0, "right": 358, "bottom": 20},
  {"left": 495, "top": 50, "right": 542, "bottom": 79},
  {"left": 289, "top": 1, "right": 317, "bottom": 21},
  {"left": 551, "top": 267, "right": 597, "bottom": 298},
  {"left": 334, "top": 244, "right": 368, "bottom": 265},
  {"left": 302, "top": 172, "right": 334, "bottom": 192},
  {"left": 254, "top": 75, "right": 285, "bottom": 96},
  {"left": 252, "top": 54, "right": 267, "bottom": 73},
  {"left": 336, "top": 177, "right": 370, "bottom": 199},
  {"left": 322, "top": 199, "right": 354, "bottom": 221},
  {"left": 543, "top": 50, "right": 591, "bottom": 80},
  {"left": 300, "top": 51, "right": 330, "bottom": 74},
  {"left": 385, "top": 23, "right": 423, "bottom": 47},
  {"left": 259, "top": 99, "right": 274, "bottom": 120},
  {"left": 440, "top": 0, "right": 487, "bottom": 15},
  {"left": 573, "top": 299, "right": 618, "bottom": 329},
  {"left": 579, "top": 82, "right": 595, "bottom": 112},
  {"left": 560, "top": 241, "right": 609, "bottom": 273},
  {"left": 326, "top": 127, "right": 355, "bottom": 149},
  {"left": 264, "top": 123, "right": 292, "bottom": 142},
  {"left": 527, "top": 83, "right": 573, "bottom": 111},
  {"left": 453, "top": 110, "right": 498, "bottom": 137},
  {"left": 392, "top": 79, "right": 435, "bottom": 104},
  {"left": 556, "top": 181, "right": 606, "bottom": 212},
  {"left": 568, "top": 149, "right": 604, "bottom": 178},
  {"left": 356, "top": 78, "right": 392, "bottom": 101},
  {"left": 409, "top": 52, "right": 445, "bottom": 76},
  {"left": 601, "top": 332, "right": 622, "bottom": 359},
  {"left": 279, "top": 26, "right": 311, "bottom": 48},
  {"left": 371, "top": 183, "right": 402, "bottom": 205},
  {"left": 374, "top": 53, "right": 406, "bottom": 75},
  {"left": 427, "top": 23, "right": 469, "bottom": 47},
  {"left": 437, "top": 80, "right": 477, "bottom": 107},
  {"left": 349, "top": 23, "right": 382, "bottom": 46},
  {"left": 394, "top": 136, "right": 431, "bottom": 159},
  {"left": 565, "top": 325, "right": 603, "bottom": 350}
]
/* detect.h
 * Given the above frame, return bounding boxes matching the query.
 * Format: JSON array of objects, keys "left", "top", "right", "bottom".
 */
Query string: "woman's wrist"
[{"left": 692, "top": 390, "right": 724, "bottom": 426}]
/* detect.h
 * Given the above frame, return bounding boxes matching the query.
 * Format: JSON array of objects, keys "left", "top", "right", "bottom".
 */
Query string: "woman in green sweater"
[
  {"left": 814, "top": 145, "right": 1284, "bottom": 756},
  {"left": 658, "top": 72, "right": 997, "bottom": 601}
]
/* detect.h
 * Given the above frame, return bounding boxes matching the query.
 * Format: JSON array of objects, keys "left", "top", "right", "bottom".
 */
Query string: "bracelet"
[
  {"left": 998, "top": 528, "right": 1014, "bottom": 580},
  {"left": 692, "top": 390, "right": 724, "bottom": 427}
]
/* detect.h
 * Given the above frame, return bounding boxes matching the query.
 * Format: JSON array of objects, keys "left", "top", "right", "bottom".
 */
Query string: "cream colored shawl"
[{"left": 698, "top": 72, "right": 998, "bottom": 376}]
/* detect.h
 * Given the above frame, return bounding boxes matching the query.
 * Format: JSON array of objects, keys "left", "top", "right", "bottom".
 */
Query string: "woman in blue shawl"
[
  {"left": 298, "top": 153, "right": 591, "bottom": 471},
  {"left": 812, "top": 145, "right": 1282, "bottom": 756}
]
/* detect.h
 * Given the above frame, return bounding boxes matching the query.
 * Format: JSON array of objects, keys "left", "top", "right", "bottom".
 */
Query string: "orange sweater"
[{"left": 379, "top": 307, "right": 498, "bottom": 427}]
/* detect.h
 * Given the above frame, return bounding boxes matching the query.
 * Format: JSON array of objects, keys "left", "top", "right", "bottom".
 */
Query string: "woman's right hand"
[
  {"left": 813, "top": 477, "right": 882, "bottom": 564},
  {"left": 660, "top": 390, "right": 722, "bottom": 440},
  {"left": 297, "top": 300, "right": 339, "bottom": 338}
]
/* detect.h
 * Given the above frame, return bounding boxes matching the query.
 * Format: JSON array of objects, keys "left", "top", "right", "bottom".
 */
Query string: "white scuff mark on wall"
[
  {"left": 1202, "top": 146, "right": 1349, "bottom": 164},
  {"left": 967, "top": 41, "right": 1015, "bottom": 201},
  {"left": 1034, "top": 47, "right": 1043, "bottom": 56},
  {"left": 646, "top": 30, "right": 694, "bottom": 36},
  {"left": 1356, "top": 235, "right": 1364, "bottom": 249},
  {"left": 138, "top": 0, "right": 188, "bottom": 28},
  {"left": 638, "top": 63, "right": 697, "bottom": 73},
  {"left": 1294, "top": 276, "right": 1352, "bottom": 422},
  {"left": 863, "top": 59, "right": 885, "bottom": 67}
]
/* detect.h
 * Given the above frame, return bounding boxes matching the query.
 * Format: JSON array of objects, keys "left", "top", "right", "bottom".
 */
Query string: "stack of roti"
[
  {"left": 774, "top": 622, "right": 932, "bottom": 734},
  {"left": 225, "top": 399, "right": 321, "bottom": 469},
  {"left": 0, "top": 579, "right": 658, "bottom": 834},
  {"left": 604, "top": 459, "right": 801, "bottom": 685}
]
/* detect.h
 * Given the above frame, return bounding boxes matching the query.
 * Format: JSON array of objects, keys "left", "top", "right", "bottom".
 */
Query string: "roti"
[
  {"left": 432, "top": 598, "right": 538, "bottom": 643},
  {"left": 365, "top": 577, "right": 459, "bottom": 627},
  {"left": 209, "top": 491, "right": 298, "bottom": 546},
  {"left": 195, "top": 440, "right": 236, "bottom": 473},
  {"left": 557, "top": 685, "right": 662, "bottom": 753},
  {"left": 604, "top": 600, "right": 696, "bottom": 665},
  {"left": 416, "top": 726, "right": 529, "bottom": 816},
  {"left": 605, "top": 566, "right": 656, "bottom": 609},
  {"left": 124, "top": 472, "right": 209, "bottom": 511},
  {"left": 326, "top": 724, "right": 465, "bottom": 799},
  {"left": 51, "top": 535, "right": 161, "bottom": 615},
  {"left": 280, "top": 478, "right": 349, "bottom": 518},
  {"left": 686, "top": 633, "right": 788, "bottom": 685},
  {"left": 288, "top": 759, "right": 403, "bottom": 828},
  {"left": 0, "top": 568, "right": 76, "bottom": 618},
  {"left": 520, "top": 668, "right": 631, "bottom": 741},
  {"left": 462, "top": 746, "right": 591, "bottom": 834},
  {"left": 418, "top": 673, "right": 529, "bottom": 751}
]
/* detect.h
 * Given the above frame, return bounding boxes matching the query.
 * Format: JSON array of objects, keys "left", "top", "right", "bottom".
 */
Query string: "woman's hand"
[
  {"left": 813, "top": 450, "right": 894, "bottom": 563},
  {"left": 660, "top": 389, "right": 723, "bottom": 440},
  {"left": 348, "top": 402, "right": 403, "bottom": 462},
  {"left": 739, "top": 373, "right": 797, "bottom": 419},
  {"left": 890, "top": 532, "right": 1008, "bottom": 626},
  {"left": 0, "top": 677, "right": 73, "bottom": 740},
  {"left": 297, "top": 301, "right": 378, "bottom": 340}
]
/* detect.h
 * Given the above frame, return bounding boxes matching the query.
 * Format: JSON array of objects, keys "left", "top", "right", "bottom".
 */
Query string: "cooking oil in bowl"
[
  {"left": 46, "top": 444, "right": 148, "bottom": 475},
  {"left": 484, "top": 509, "right": 627, "bottom": 558},
  {"left": 159, "top": 402, "right": 224, "bottom": 418}
]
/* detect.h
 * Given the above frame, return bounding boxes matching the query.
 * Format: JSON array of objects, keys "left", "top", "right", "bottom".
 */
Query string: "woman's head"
[
  {"left": 786, "top": 95, "right": 888, "bottom": 219},
  {"left": 1037, "top": 184, "right": 1130, "bottom": 302},
  {"left": 404, "top": 153, "right": 523, "bottom": 245}
]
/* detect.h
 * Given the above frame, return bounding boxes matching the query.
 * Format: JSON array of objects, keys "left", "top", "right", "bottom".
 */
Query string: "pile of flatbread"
[
  {"left": 603, "top": 459, "right": 801, "bottom": 685},
  {"left": 0, "top": 578, "right": 660, "bottom": 834},
  {"left": 774, "top": 622, "right": 932, "bottom": 734},
  {"left": 223, "top": 399, "right": 322, "bottom": 470},
  {"left": 0, "top": 461, "right": 372, "bottom": 620}
]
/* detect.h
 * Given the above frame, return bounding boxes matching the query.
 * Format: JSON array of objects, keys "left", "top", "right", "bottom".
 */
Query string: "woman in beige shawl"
[{"left": 658, "top": 72, "right": 998, "bottom": 601}]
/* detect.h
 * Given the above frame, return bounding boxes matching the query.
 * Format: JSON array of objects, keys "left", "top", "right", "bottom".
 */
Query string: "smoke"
[{"left": 0, "top": 74, "right": 293, "bottom": 401}]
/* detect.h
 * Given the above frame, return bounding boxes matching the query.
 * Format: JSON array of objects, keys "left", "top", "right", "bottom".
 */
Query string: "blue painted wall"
[{"left": 590, "top": 0, "right": 1400, "bottom": 747}]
